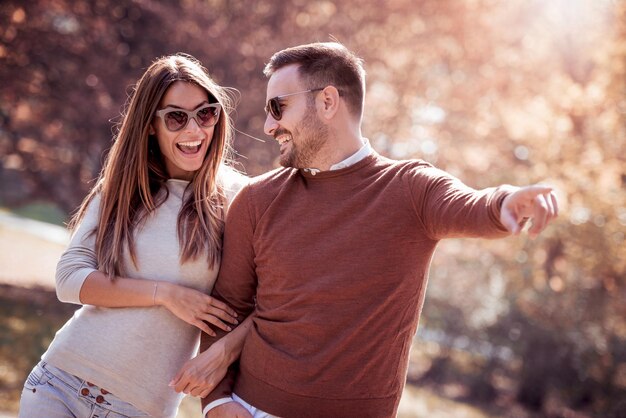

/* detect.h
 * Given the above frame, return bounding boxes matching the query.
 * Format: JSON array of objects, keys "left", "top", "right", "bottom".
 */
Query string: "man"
[{"left": 201, "top": 42, "right": 558, "bottom": 417}]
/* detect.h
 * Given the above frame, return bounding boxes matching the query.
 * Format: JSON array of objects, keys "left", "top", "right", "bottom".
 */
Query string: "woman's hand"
[
  {"left": 169, "top": 339, "right": 231, "bottom": 397},
  {"left": 156, "top": 283, "right": 238, "bottom": 336}
]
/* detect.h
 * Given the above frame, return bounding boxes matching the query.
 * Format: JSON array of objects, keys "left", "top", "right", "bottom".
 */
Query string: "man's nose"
[{"left": 264, "top": 114, "right": 278, "bottom": 136}]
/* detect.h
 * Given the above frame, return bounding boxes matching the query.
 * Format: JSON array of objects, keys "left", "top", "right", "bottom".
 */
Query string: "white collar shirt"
[{"left": 303, "top": 139, "right": 372, "bottom": 175}]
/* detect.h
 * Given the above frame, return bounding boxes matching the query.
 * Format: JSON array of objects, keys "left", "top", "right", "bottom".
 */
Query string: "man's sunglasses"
[
  {"left": 264, "top": 88, "right": 324, "bottom": 121},
  {"left": 155, "top": 103, "right": 221, "bottom": 132}
]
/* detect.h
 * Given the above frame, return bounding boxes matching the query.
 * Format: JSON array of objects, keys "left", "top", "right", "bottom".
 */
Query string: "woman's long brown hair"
[{"left": 69, "top": 54, "right": 235, "bottom": 276}]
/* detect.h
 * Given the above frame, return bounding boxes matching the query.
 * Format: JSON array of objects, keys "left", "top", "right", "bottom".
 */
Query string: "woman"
[{"left": 18, "top": 54, "right": 250, "bottom": 417}]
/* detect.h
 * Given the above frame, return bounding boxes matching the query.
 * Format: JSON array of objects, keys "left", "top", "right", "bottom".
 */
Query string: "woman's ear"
[
  {"left": 149, "top": 124, "right": 156, "bottom": 135},
  {"left": 318, "top": 86, "right": 341, "bottom": 120}
]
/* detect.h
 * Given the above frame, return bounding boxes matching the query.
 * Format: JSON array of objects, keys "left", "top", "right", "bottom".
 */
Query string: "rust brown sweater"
[{"left": 201, "top": 153, "right": 514, "bottom": 418}]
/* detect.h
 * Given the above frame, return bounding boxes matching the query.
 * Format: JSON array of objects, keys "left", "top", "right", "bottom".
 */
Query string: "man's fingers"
[
  {"left": 529, "top": 194, "right": 550, "bottom": 237},
  {"left": 190, "top": 382, "right": 216, "bottom": 398},
  {"left": 174, "top": 376, "right": 190, "bottom": 394},
  {"left": 550, "top": 191, "right": 559, "bottom": 217},
  {"left": 519, "top": 184, "right": 553, "bottom": 198},
  {"left": 501, "top": 207, "right": 521, "bottom": 234},
  {"left": 169, "top": 370, "right": 182, "bottom": 388},
  {"left": 545, "top": 191, "right": 558, "bottom": 222},
  {"left": 529, "top": 195, "right": 547, "bottom": 236},
  {"left": 503, "top": 185, "right": 558, "bottom": 238}
]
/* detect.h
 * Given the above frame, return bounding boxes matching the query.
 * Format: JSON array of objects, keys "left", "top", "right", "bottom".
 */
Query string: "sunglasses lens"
[
  {"left": 164, "top": 111, "right": 188, "bottom": 131},
  {"left": 197, "top": 106, "right": 219, "bottom": 127},
  {"left": 269, "top": 98, "right": 282, "bottom": 120}
]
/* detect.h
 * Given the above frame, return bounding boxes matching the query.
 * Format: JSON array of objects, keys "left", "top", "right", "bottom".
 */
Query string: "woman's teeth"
[{"left": 176, "top": 140, "right": 202, "bottom": 154}]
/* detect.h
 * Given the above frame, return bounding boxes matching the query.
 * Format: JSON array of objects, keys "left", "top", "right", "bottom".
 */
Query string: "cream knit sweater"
[{"left": 43, "top": 169, "right": 246, "bottom": 417}]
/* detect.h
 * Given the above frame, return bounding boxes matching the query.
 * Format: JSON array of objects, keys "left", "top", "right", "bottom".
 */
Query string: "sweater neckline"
[
  {"left": 166, "top": 178, "right": 190, "bottom": 185},
  {"left": 298, "top": 153, "right": 378, "bottom": 179},
  {"left": 164, "top": 179, "right": 190, "bottom": 199}
]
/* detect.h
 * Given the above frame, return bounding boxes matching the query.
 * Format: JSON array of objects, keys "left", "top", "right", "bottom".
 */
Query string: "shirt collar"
[{"left": 303, "top": 139, "right": 372, "bottom": 176}]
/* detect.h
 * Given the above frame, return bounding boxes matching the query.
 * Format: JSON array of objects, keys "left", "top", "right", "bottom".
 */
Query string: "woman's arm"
[
  {"left": 56, "top": 194, "right": 237, "bottom": 335},
  {"left": 79, "top": 270, "right": 159, "bottom": 307},
  {"left": 79, "top": 271, "right": 238, "bottom": 335},
  {"left": 170, "top": 314, "right": 254, "bottom": 397}
]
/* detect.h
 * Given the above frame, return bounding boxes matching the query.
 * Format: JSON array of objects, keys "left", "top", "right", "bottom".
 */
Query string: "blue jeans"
[{"left": 18, "top": 361, "right": 151, "bottom": 418}]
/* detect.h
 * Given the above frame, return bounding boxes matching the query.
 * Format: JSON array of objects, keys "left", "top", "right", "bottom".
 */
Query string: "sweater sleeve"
[
  {"left": 55, "top": 195, "right": 101, "bottom": 304},
  {"left": 201, "top": 185, "right": 258, "bottom": 409},
  {"left": 406, "top": 163, "right": 516, "bottom": 241}
]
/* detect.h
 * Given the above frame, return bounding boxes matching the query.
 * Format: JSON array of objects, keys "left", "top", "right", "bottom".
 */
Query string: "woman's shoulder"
[
  {"left": 218, "top": 165, "right": 250, "bottom": 204},
  {"left": 75, "top": 190, "right": 103, "bottom": 223}
]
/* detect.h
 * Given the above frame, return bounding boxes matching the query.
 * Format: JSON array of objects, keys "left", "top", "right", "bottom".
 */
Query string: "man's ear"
[{"left": 318, "top": 86, "right": 341, "bottom": 120}]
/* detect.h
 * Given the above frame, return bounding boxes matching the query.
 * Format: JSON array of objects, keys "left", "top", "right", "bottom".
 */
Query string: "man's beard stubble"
[{"left": 279, "top": 109, "right": 329, "bottom": 169}]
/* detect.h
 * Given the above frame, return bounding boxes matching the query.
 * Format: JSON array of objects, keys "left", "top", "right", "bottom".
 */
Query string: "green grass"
[
  {"left": 0, "top": 285, "right": 77, "bottom": 412},
  {"left": 9, "top": 202, "right": 68, "bottom": 226}
]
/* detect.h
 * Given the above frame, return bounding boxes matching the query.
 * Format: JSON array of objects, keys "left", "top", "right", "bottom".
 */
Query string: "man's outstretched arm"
[{"left": 407, "top": 164, "right": 558, "bottom": 240}]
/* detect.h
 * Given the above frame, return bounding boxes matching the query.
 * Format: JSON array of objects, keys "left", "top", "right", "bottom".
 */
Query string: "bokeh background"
[{"left": 1, "top": 0, "right": 625, "bottom": 417}]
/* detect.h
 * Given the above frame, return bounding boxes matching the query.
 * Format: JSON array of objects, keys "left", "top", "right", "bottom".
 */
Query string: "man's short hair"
[{"left": 264, "top": 42, "right": 366, "bottom": 118}]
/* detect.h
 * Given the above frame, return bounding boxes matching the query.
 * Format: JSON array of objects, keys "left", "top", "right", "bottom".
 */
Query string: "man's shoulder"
[
  {"left": 234, "top": 167, "right": 297, "bottom": 203},
  {"left": 371, "top": 152, "right": 436, "bottom": 175},
  {"left": 247, "top": 166, "right": 296, "bottom": 188},
  {"left": 226, "top": 167, "right": 296, "bottom": 217}
]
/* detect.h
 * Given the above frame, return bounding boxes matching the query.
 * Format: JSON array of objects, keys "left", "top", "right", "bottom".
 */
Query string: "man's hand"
[
  {"left": 206, "top": 401, "right": 253, "bottom": 418},
  {"left": 500, "top": 185, "right": 558, "bottom": 238},
  {"left": 170, "top": 340, "right": 230, "bottom": 398}
]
